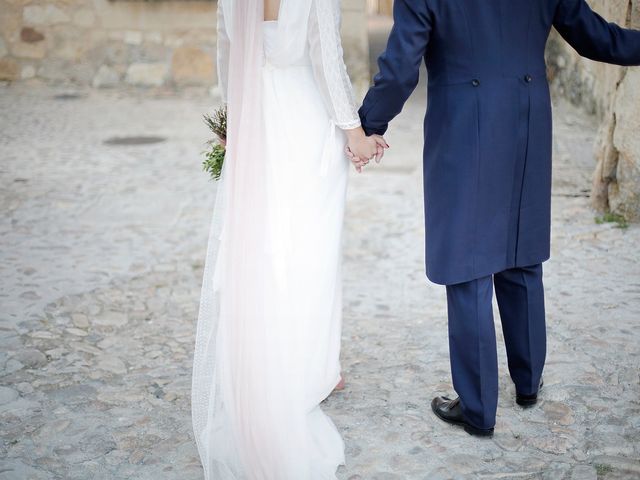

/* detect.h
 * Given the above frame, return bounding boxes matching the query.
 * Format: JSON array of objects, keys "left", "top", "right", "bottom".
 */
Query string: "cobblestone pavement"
[{"left": 1, "top": 83, "right": 639, "bottom": 480}]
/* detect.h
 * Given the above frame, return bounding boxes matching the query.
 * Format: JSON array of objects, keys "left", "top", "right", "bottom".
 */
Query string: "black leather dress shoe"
[
  {"left": 431, "top": 396, "right": 494, "bottom": 437},
  {"left": 516, "top": 378, "right": 544, "bottom": 407}
]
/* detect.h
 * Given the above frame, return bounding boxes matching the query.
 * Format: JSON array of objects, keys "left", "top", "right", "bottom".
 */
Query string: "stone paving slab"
[{"left": 0, "top": 84, "right": 639, "bottom": 480}]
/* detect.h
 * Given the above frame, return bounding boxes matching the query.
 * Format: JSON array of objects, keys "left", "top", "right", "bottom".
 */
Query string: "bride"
[{"left": 191, "top": 0, "right": 387, "bottom": 478}]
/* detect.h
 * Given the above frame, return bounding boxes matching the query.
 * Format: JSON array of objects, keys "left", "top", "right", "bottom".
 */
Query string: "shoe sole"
[
  {"left": 431, "top": 403, "right": 494, "bottom": 438},
  {"left": 463, "top": 424, "right": 494, "bottom": 437},
  {"left": 516, "top": 397, "right": 538, "bottom": 408},
  {"left": 516, "top": 379, "right": 543, "bottom": 408}
]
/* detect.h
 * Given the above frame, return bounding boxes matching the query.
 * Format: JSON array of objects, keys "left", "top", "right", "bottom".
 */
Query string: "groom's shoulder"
[
  {"left": 422, "top": 0, "right": 562, "bottom": 15},
  {"left": 423, "top": 0, "right": 561, "bottom": 8}
]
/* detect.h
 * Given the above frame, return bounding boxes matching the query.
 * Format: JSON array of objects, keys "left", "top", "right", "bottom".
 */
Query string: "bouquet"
[{"left": 202, "top": 105, "right": 227, "bottom": 181}]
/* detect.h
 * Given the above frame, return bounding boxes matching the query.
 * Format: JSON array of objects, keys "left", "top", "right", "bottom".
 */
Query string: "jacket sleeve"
[
  {"left": 359, "top": 0, "right": 432, "bottom": 136},
  {"left": 553, "top": 0, "right": 640, "bottom": 66}
]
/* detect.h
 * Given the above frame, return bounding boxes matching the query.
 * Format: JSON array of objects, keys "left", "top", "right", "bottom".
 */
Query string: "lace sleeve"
[
  {"left": 217, "top": 1, "right": 231, "bottom": 103},
  {"left": 308, "top": 0, "right": 361, "bottom": 130}
]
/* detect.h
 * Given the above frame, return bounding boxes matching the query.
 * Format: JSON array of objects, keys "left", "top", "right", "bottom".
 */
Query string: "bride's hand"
[
  {"left": 345, "top": 146, "right": 368, "bottom": 172},
  {"left": 345, "top": 127, "right": 379, "bottom": 165},
  {"left": 345, "top": 128, "right": 389, "bottom": 172}
]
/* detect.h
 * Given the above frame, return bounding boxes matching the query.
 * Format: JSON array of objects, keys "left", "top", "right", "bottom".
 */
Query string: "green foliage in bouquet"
[
  {"left": 203, "top": 143, "right": 226, "bottom": 181},
  {"left": 202, "top": 105, "right": 227, "bottom": 181}
]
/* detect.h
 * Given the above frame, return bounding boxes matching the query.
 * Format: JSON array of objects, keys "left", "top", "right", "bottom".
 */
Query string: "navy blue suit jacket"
[{"left": 359, "top": 0, "right": 640, "bottom": 285}]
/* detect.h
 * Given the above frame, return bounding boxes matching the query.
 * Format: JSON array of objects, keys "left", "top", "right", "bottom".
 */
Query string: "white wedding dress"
[{"left": 191, "top": 1, "right": 361, "bottom": 479}]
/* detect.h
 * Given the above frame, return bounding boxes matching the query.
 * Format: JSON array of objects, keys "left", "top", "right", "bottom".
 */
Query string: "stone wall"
[
  {"left": 0, "top": 0, "right": 218, "bottom": 88},
  {"left": 0, "top": 0, "right": 369, "bottom": 93},
  {"left": 341, "top": 0, "right": 370, "bottom": 98},
  {"left": 366, "top": 0, "right": 393, "bottom": 16},
  {"left": 546, "top": 0, "right": 640, "bottom": 221}
]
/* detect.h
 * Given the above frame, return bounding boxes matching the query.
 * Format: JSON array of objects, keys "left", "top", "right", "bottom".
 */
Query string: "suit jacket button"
[
  {"left": 525, "top": 74, "right": 533, "bottom": 83},
  {"left": 472, "top": 79, "right": 480, "bottom": 87}
]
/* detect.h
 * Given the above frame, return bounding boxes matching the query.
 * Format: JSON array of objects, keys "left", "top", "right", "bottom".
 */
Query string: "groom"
[{"left": 356, "top": 0, "right": 640, "bottom": 436}]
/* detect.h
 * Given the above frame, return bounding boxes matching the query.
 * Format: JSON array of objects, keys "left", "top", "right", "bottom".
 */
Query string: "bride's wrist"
[{"left": 344, "top": 126, "right": 365, "bottom": 142}]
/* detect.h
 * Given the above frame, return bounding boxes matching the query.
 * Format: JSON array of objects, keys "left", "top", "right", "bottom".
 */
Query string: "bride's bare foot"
[{"left": 333, "top": 376, "right": 345, "bottom": 392}]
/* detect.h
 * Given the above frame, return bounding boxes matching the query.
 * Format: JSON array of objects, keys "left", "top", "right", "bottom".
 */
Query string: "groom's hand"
[
  {"left": 346, "top": 135, "right": 388, "bottom": 172},
  {"left": 344, "top": 127, "right": 390, "bottom": 173},
  {"left": 345, "top": 146, "right": 368, "bottom": 173},
  {"left": 371, "top": 135, "right": 388, "bottom": 163}
]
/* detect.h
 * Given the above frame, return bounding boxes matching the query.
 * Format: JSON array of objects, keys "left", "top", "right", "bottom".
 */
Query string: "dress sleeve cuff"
[{"left": 337, "top": 119, "right": 362, "bottom": 130}]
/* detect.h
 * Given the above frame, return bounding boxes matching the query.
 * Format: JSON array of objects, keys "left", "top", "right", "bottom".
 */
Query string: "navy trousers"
[{"left": 446, "top": 264, "right": 546, "bottom": 430}]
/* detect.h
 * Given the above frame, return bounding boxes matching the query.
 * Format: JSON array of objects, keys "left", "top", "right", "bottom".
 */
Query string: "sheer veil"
[{"left": 191, "top": 1, "right": 332, "bottom": 479}]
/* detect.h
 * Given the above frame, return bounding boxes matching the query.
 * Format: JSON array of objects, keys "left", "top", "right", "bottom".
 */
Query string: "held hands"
[{"left": 345, "top": 127, "right": 389, "bottom": 173}]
